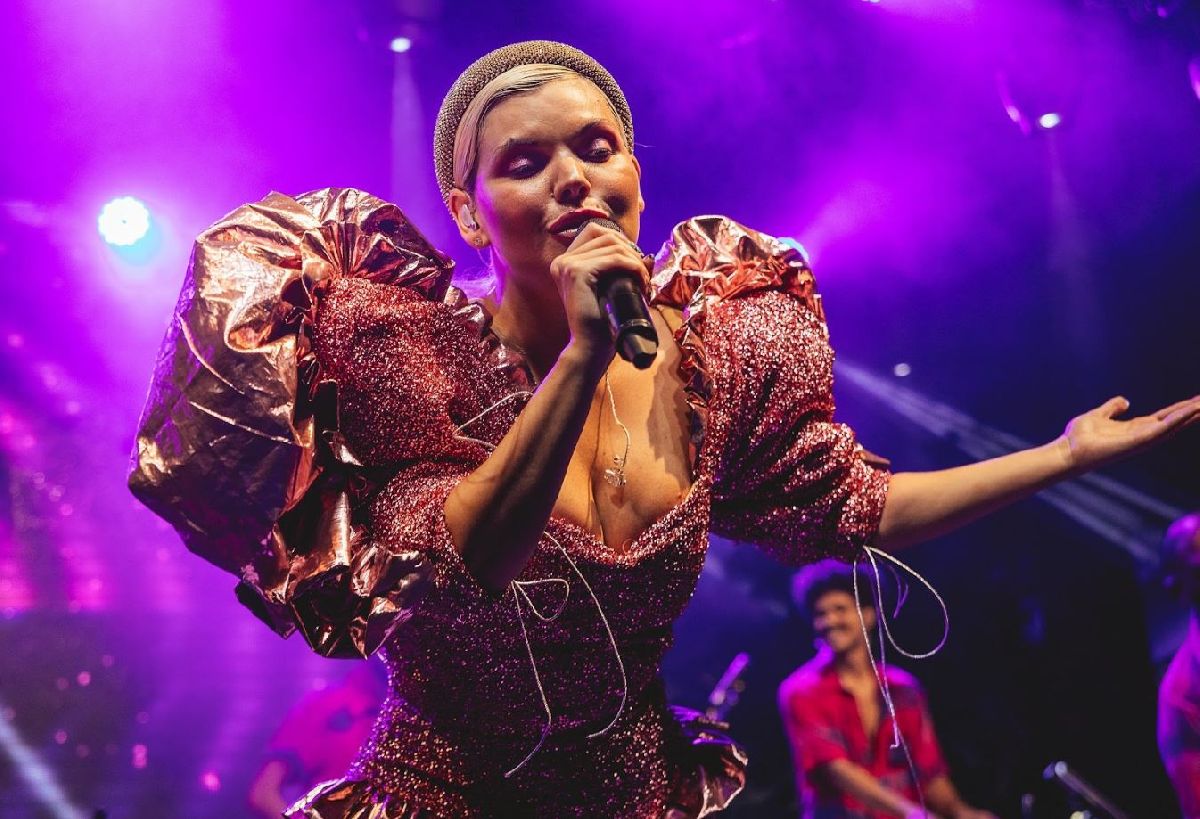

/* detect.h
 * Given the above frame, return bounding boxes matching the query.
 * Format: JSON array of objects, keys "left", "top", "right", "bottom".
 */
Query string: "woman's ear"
[{"left": 448, "top": 188, "right": 490, "bottom": 248}]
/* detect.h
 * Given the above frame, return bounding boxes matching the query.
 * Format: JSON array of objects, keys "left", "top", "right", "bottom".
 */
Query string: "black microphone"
[{"left": 579, "top": 217, "right": 658, "bottom": 369}]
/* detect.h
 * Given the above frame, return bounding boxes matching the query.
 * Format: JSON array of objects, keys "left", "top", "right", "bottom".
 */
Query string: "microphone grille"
[
  {"left": 577, "top": 216, "right": 643, "bottom": 255},
  {"left": 578, "top": 216, "right": 622, "bottom": 235}
]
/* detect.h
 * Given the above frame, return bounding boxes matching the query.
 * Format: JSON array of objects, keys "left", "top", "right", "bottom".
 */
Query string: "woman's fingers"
[
  {"left": 1124, "top": 401, "right": 1200, "bottom": 450},
  {"left": 1095, "top": 395, "right": 1130, "bottom": 418},
  {"left": 1153, "top": 395, "right": 1200, "bottom": 421},
  {"left": 549, "top": 221, "right": 653, "bottom": 354},
  {"left": 558, "top": 245, "right": 650, "bottom": 287},
  {"left": 1156, "top": 402, "right": 1200, "bottom": 433}
]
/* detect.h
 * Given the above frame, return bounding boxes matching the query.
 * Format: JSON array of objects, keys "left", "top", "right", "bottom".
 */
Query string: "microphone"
[{"left": 579, "top": 217, "right": 658, "bottom": 369}]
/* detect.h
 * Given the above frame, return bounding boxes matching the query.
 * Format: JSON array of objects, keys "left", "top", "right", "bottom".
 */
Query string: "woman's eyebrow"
[
  {"left": 492, "top": 137, "right": 543, "bottom": 160},
  {"left": 491, "top": 121, "right": 615, "bottom": 159}
]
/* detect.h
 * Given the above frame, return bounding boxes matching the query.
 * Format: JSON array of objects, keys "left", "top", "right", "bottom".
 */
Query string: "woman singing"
[{"left": 130, "top": 40, "right": 1199, "bottom": 818}]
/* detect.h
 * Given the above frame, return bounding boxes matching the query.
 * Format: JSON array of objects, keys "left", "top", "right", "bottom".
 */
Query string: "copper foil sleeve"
[
  {"left": 129, "top": 188, "right": 455, "bottom": 658},
  {"left": 649, "top": 215, "right": 824, "bottom": 466}
]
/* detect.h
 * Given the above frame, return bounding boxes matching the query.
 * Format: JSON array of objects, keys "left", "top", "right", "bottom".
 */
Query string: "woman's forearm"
[
  {"left": 876, "top": 392, "right": 1200, "bottom": 551},
  {"left": 877, "top": 438, "right": 1075, "bottom": 552},
  {"left": 445, "top": 342, "right": 607, "bottom": 593}
]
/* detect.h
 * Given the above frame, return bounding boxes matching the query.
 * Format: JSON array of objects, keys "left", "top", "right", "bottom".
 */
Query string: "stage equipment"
[{"left": 1043, "top": 760, "right": 1130, "bottom": 819}]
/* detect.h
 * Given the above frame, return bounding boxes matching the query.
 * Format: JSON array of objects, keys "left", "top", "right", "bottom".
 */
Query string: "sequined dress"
[{"left": 129, "top": 190, "right": 889, "bottom": 819}]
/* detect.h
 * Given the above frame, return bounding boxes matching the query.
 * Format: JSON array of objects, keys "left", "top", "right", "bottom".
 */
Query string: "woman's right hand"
[{"left": 549, "top": 221, "right": 653, "bottom": 365}]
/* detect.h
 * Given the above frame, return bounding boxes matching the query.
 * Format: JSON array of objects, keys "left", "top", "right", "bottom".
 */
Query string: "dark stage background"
[{"left": 2, "top": 0, "right": 1199, "bottom": 816}]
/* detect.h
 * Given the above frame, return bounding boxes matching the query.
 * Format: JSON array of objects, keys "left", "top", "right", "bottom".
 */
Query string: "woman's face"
[{"left": 463, "top": 75, "right": 643, "bottom": 283}]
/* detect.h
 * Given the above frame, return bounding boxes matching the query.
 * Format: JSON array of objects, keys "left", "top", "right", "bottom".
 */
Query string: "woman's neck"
[{"left": 490, "top": 272, "right": 572, "bottom": 381}]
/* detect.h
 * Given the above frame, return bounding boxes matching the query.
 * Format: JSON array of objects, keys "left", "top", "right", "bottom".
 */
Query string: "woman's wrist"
[
  {"left": 558, "top": 338, "right": 613, "bottom": 382},
  {"left": 1049, "top": 433, "right": 1085, "bottom": 478}
]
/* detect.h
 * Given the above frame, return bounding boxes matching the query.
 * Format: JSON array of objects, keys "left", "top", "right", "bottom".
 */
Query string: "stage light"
[
  {"left": 1189, "top": 56, "right": 1200, "bottom": 103},
  {"left": 390, "top": 37, "right": 412, "bottom": 53},
  {"left": 97, "top": 196, "right": 150, "bottom": 246},
  {"left": 0, "top": 697, "right": 90, "bottom": 819},
  {"left": 1037, "top": 112, "right": 1062, "bottom": 130},
  {"left": 777, "top": 236, "right": 811, "bottom": 263},
  {"left": 893, "top": 362, "right": 912, "bottom": 377}
]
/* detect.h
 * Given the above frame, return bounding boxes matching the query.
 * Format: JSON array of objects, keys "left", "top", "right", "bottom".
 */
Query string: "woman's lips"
[
  {"left": 547, "top": 208, "right": 609, "bottom": 234},
  {"left": 550, "top": 226, "right": 583, "bottom": 245}
]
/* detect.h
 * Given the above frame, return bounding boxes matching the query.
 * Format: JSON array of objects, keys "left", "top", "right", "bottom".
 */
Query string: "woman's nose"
[{"left": 553, "top": 155, "right": 591, "bottom": 205}]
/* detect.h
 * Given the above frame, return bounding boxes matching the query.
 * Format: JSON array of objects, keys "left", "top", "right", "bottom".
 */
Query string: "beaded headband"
[{"left": 432, "top": 40, "right": 634, "bottom": 205}]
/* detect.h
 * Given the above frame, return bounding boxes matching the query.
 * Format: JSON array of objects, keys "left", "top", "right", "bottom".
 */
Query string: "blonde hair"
[{"left": 451, "top": 64, "right": 622, "bottom": 195}]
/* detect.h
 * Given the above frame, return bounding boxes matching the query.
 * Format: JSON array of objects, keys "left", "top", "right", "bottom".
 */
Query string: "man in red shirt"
[{"left": 778, "top": 560, "right": 995, "bottom": 819}]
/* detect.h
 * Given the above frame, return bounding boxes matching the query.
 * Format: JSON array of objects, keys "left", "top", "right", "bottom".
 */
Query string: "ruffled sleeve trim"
[{"left": 649, "top": 215, "right": 825, "bottom": 467}]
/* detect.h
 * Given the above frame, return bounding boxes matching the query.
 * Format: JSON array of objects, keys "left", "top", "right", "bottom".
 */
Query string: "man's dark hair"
[{"left": 791, "top": 559, "right": 876, "bottom": 618}]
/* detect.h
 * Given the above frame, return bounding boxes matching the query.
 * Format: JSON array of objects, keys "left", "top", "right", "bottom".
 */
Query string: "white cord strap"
[
  {"left": 503, "top": 532, "right": 629, "bottom": 776},
  {"left": 852, "top": 545, "right": 950, "bottom": 818},
  {"left": 453, "top": 391, "right": 533, "bottom": 452}
]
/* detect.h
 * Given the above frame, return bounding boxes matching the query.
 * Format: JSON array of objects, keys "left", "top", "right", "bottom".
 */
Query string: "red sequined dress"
[{"left": 129, "top": 190, "right": 889, "bottom": 819}]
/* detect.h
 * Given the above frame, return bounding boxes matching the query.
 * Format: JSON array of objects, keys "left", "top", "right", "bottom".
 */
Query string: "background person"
[{"left": 779, "top": 560, "right": 996, "bottom": 819}]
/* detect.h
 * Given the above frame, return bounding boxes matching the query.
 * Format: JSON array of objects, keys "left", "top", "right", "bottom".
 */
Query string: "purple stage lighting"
[
  {"left": 97, "top": 196, "right": 150, "bottom": 247},
  {"left": 1037, "top": 112, "right": 1063, "bottom": 130}
]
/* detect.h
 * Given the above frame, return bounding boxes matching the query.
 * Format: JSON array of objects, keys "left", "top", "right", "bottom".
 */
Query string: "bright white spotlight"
[
  {"left": 1037, "top": 112, "right": 1062, "bottom": 130},
  {"left": 97, "top": 196, "right": 150, "bottom": 246},
  {"left": 893, "top": 362, "right": 912, "bottom": 377},
  {"left": 390, "top": 37, "right": 412, "bottom": 53},
  {"left": 777, "top": 236, "right": 811, "bottom": 264}
]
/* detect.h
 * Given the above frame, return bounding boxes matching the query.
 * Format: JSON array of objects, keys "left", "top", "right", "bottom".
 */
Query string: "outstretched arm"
[{"left": 876, "top": 395, "right": 1200, "bottom": 551}]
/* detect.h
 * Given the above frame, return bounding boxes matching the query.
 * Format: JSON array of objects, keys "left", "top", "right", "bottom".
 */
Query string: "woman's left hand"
[{"left": 1060, "top": 394, "right": 1200, "bottom": 473}]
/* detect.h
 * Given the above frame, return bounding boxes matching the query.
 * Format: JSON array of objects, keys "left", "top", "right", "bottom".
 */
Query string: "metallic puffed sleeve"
[
  {"left": 129, "top": 188, "right": 456, "bottom": 658},
  {"left": 651, "top": 216, "right": 889, "bottom": 564},
  {"left": 650, "top": 216, "right": 826, "bottom": 467}
]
